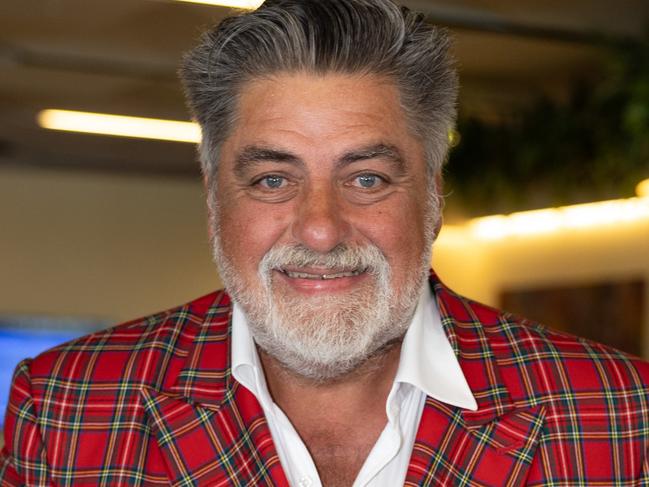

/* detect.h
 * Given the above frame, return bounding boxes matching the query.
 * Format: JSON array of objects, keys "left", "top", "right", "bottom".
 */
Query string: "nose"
[{"left": 291, "top": 183, "right": 351, "bottom": 253}]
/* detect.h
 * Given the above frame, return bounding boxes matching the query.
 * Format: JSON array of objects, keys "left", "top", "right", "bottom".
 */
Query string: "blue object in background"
[{"left": 0, "top": 317, "right": 106, "bottom": 429}]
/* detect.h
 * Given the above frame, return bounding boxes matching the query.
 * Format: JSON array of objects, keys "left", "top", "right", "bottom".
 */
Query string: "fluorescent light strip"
[
  {"left": 469, "top": 197, "right": 649, "bottom": 241},
  {"left": 37, "top": 109, "right": 201, "bottom": 144},
  {"left": 173, "top": 0, "right": 263, "bottom": 8}
]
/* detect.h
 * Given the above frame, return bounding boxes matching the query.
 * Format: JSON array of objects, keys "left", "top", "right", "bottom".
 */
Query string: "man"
[{"left": 2, "top": 0, "right": 648, "bottom": 485}]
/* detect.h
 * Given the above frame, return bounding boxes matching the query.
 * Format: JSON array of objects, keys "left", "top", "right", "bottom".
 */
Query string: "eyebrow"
[
  {"left": 337, "top": 144, "right": 405, "bottom": 172},
  {"left": 234, "top": 146, "right": 304, "bottom": 177},
  {"left": 233, "top": 142, "right": 406, "bottom": 177}
]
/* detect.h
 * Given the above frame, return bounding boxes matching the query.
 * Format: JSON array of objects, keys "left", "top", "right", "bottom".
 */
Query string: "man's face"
[{"left": 210, "top": 72, "right": 438, "bottom": 381}]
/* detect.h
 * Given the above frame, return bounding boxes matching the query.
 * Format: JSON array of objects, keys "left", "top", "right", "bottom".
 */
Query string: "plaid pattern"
[{"left": 2, "top": 275, "right": 649, "bottom": 486}]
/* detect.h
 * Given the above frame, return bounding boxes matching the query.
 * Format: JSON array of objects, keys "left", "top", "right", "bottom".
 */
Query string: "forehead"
[{"left": 221, "top": 72, "right": 425, "bottom": 164}]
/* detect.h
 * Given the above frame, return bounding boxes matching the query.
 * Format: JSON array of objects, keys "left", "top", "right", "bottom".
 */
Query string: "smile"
[{"left": 280, "top": 268, "right": 366, "bottom": 280}]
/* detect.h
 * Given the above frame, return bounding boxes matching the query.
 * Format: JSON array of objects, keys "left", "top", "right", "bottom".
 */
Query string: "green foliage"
[{"left": 446, "top": 34, "right": 649, "bottom": 216}]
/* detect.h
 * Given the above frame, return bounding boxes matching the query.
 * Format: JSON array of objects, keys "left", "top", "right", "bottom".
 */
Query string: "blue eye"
[
  {"left": 356, "top": 174, "right": 380, "bottom": 188},
  {"left": 258, "top": 175, "right": 285, "bottom": 189}
]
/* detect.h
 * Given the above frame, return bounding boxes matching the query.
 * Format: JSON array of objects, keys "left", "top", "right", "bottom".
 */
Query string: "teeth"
[
  {"left": 322, "top": 271, "right": 360, "bottom": 279},
  {"left": 283, "top": 269, "right": 363, "bottom": 280},
  {"left": 285, "top": 271, "right": 321, "bottom": 279}
]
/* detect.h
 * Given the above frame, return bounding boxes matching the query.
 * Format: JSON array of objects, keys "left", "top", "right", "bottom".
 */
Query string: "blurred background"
[{"left": 1, "top": 0, "right": 649, "bottom": 441}]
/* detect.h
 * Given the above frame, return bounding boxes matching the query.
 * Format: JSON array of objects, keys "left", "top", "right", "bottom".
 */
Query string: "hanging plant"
[{"left": 445, "top": 32, "right": 649, "bottom": 216}]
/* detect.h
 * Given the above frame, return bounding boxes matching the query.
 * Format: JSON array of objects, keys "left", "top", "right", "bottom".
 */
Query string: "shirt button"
[{"left": 298, "top": 477, "right": 312, "bottom": 487}]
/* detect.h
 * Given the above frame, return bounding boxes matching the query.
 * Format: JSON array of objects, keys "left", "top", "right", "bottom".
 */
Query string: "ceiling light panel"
[{"left": 37, "top": 109, "right": 201, "bottom": 144}]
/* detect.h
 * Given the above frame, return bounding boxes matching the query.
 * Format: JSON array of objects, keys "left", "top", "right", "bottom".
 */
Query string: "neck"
[{"left": 259, "top": 342, "right": 402, "bottom": 425}]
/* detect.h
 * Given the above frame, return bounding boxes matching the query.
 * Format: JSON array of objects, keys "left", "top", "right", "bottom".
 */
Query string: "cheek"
[
  {"left": 356, "top": 200, "right": 429, "bottom": 267},
  {"left": 217, "top": 198, "right": 291, "bottom": 267}
]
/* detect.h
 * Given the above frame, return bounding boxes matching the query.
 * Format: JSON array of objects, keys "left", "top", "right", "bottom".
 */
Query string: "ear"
[
  {"left": 206, "top": 210, "right": 216, "bottom": 242},
  {"left": 203, "top": 174, "right": 217, "bottom": 243},
  {"left": 432, "top": 172, "right": 444, "bottom": 238},
  {"left": 202, "top": 166, "right": 215, "bottom": 195},
  {"left": 434, "top": 171, "right": 443, "bottom": 195}
]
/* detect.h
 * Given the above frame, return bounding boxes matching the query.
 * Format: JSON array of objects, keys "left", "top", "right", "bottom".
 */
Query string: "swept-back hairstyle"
[{"left": 180, "top": 0, "right": 458, "bottom": 186}]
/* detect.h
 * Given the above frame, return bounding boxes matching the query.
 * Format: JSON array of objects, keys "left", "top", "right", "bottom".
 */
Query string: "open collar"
[
  {"left": 231, "top": 283, "right": 477, "bottom": 413},
  {"left": 396, "top": 283, "right": 478, "bottom": 411}
]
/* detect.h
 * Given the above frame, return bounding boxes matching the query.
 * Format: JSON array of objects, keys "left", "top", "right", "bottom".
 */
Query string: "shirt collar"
[
  {"left": 231, "top": 302, "right": 269, "bottom": 405},
  {"left": 231, "top": 284, "right": 477, "bottom": 412},
  {"left": 396, "top": 285, "right": 478, "bottom": 411}
]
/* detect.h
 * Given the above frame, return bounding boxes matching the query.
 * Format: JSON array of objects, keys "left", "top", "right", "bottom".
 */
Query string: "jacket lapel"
[
  {"left": 140, "top": 292, "right": 288, "bottom": 487},
  {"left": 406, "top": 278, "right": 546, "bottom": 486}
]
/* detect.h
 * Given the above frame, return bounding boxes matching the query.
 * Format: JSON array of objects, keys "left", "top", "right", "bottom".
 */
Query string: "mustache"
[{"left": 259, "top": 243, "right": 389, "bottom": 275}]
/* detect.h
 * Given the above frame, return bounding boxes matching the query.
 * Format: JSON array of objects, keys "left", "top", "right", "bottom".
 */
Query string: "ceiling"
[{"left": 1, "top": 0, "right": 647, "bottom": 177}]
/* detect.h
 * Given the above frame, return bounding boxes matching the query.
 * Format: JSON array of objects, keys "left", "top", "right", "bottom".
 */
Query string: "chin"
[{"left": 245, "top": 277, "right": 419, "bottom": 382}]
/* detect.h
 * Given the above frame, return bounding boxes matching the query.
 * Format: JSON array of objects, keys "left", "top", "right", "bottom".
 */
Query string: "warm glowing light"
[
  {"left": 637, "top": 178, "right": 649, "bottom": 198},
  {"left": 37, "top": 109, "right": 201, "bottom": 144},
  {"left": 436, "top": 225, "right": 471, "bottom": 247},
  {"left": 448, "top": 129, "right": 461, "bottom": 148},
  {"left": 470, "top": 215, "right": 509, "bottom": 240},
  {"left": 469, "top": 198, "right": 649, "bottom": 241},
  {"left": 173, "top": 0, "right": 263, "bottom": 8}
]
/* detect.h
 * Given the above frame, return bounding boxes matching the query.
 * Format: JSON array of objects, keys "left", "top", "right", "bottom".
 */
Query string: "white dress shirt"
[{"left": 231, "top": 286, "right": 478, "bottom": 487}]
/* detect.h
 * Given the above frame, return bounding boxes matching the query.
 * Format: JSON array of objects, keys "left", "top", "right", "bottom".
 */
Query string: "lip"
[
  {"left": 280, "top": 265, "right": 365, "bottom": 279},
  {"left": 274, "top": 267, "right": 369, "bottom": 294}
]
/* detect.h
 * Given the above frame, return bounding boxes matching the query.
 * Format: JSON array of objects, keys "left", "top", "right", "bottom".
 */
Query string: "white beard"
[
  {"left": 208, "top": 189, "right": 439, "bottom": 382},
  {"left": 213, "top": 238, "right": 430, "bottom": 382}
]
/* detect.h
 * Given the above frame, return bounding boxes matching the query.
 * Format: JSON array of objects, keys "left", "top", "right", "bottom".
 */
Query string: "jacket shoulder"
[
  {"left": 27, "top": 290, "right": 232, "bottom": 390},
  {"left": 489, "top": 302, "right": 649, "bottom": 402},
  {"left": 437, "top": 283, "right": 649, "bottom": 403}
]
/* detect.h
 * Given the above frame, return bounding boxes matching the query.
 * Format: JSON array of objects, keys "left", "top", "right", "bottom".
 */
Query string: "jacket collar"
[
  {"left": 434, "top": 277, "right": 516, "bottom": 425},
  {"left": 140, "top": 290, "right": 289, "bottom": 486},
  {"left": 165, "top": 290, "right": 234, "bottom": 407},
  {"left": 404, "top": 276, "right": 546, "bottom": 486}
]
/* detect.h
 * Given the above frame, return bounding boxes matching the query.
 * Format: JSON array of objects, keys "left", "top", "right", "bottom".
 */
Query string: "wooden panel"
[{"left": 501, "top": 280, "right": 645, "bottom": 356}]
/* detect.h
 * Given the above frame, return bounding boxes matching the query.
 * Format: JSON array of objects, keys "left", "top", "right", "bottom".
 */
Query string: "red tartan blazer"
[{"left": 2, "top": 276, "right": 649, "bottom": 486}]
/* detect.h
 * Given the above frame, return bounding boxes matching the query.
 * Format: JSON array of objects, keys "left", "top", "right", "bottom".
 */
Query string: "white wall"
[{"left": 0, "top": 166, "right": 219, "bottom": 324}]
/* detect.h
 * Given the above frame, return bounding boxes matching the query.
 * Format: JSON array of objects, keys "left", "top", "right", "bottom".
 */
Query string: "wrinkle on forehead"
[
  {"left": 237, "top": 73, "right": 405, "bottom": 131},
  {"left": 219, "top": 71, "right": 429, "bottom": 181}
]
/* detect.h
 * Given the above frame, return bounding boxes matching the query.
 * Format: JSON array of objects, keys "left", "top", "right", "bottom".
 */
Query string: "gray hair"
[{"left": 180, "top": 0, "right": 458, "bottom": 187}]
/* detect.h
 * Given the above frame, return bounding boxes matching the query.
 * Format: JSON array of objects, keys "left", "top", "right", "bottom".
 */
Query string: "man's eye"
[
  {"left": 256, "top": 175, "right": 286, "bottom": 189},
  {"left": 353, "top": 174, "right": 384, "bottom": 189}
]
